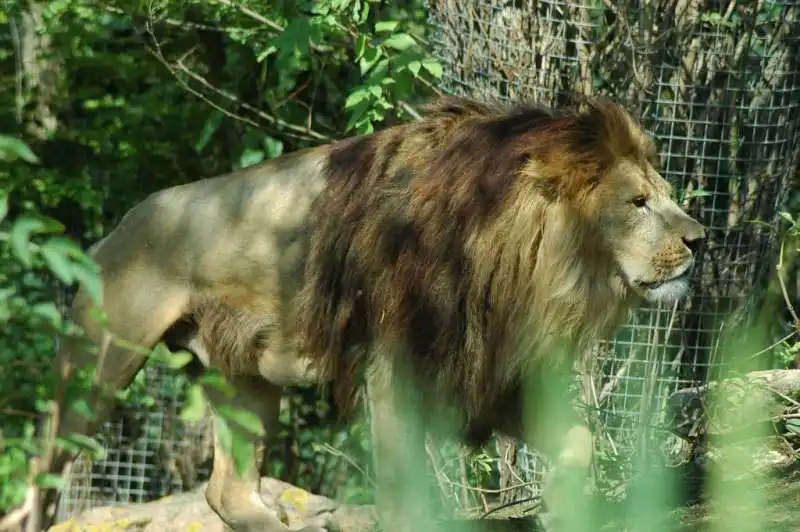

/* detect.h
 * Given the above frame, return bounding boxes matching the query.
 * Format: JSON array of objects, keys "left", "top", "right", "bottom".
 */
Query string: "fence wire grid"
[
  {"left": 59, "top": 0, "right": 800, "bottom": 520},
  {"left": 426, "top": 0, "right": 800, "bottom": 499},
  {"left": 56, "top": 362, "right": 213, "bottom": 522}
]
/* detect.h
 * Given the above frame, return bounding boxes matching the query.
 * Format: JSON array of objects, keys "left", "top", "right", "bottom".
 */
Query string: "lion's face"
[{"left": 592, "top": 157, "right": 706, "bottom": 304}]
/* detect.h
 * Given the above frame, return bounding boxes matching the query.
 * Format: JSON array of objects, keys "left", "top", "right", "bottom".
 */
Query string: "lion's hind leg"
[{"left": 203, "top": 376, "right": 327, "bottom": 532}]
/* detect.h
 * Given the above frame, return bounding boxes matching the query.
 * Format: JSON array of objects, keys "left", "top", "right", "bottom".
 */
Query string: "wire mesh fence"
[
  {"left": 56, "top": 361, "right": 213, "bottom": 522},
  {"left": 427, "top": 0, "right": 800, "bottom": 498}
]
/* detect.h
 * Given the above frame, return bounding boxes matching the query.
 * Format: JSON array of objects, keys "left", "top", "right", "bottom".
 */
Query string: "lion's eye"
[{"left": 631, "top": 195, "right": 648, "bottom": 208}]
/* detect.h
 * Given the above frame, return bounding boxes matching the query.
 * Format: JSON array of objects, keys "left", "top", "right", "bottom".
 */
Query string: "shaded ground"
[{"left": 48, "top": 465, "right": 800, "bottom": 532}]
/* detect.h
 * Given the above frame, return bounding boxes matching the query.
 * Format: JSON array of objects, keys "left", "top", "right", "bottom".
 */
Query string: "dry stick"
[
  {"left": 205, "top": 0, "right": 284, "bottom": 33},
  {"left": 443, "top": 479, "right": 538, "bottom": 495},
  {"left": 777, "top": 239, "right": 800, "bottom": 330},
  {"left": 143, "top": 25, "right": 330, "bottom": 144},
  {"left": 317, "top": 443, "right": 376, "bottom": 488},
  {"left": 175, "top": 59, "right": 331, "bottom": 142},
  {"left": 458, "top": 452, "right": 471, "bottom": 508},
  {"left": 425, "top": 439, "right": 454, "bottom": 506}
]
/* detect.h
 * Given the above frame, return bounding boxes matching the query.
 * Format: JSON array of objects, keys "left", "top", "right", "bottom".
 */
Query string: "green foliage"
[{"left": 0, "top": 137, "right": 106, "bottom": 511}]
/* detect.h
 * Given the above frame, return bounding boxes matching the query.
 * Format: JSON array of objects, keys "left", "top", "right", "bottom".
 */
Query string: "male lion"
[{"left": 39, "top": 95, "right": 704, "bottom": 532}]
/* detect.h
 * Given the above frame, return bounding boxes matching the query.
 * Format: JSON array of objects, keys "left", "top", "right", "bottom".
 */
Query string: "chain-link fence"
[
  {"left": 56, "top": 361, "right": 213, "bottom": 522},
  {"left": 426, "top": 0, "right": 800, "bottom": 499}
]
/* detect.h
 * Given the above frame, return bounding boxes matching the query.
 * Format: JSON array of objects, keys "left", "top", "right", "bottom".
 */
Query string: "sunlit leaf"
[
  {"left": 0, "top": 135, "right": 39, "bottom": 164},
  {"left": 33, "top": 473, "right": 66, "bottom": 490},
  {"left": 216, "top": 404, "right": 266, "bottom": 437},
  {"left": 375, "top": 21, "right": 400, "bottom": 33},
  {"left": 180, "top": 384, "right": 207, "bottom": 423},
  {"left": 381, "top": 33, "right": 417, "bottom": 51},
  {"left": 10, "top": 216, "right": 48, "bottom": 267}
]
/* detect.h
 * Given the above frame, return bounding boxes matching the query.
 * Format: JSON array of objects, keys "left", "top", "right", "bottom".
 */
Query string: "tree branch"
[{"left": 144, "top": 38, "right": 331, "bottom": 143}]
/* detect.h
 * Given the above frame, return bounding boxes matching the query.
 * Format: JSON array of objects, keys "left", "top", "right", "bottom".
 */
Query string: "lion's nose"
[{"left": 682, "top": 227, "right": 705, "bottom": 255}]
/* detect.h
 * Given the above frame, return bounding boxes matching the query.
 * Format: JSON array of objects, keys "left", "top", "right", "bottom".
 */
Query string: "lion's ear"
[
  {"left": 519, "top": 155, "right": 560, "bottom": 202},
  {"left": 522, "top": 154, "right": 603, "bottom": 202}
]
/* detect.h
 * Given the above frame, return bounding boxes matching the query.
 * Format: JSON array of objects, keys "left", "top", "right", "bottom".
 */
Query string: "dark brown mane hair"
[{"left": 295, "top": 95, "right": 646, "bottom": 438}]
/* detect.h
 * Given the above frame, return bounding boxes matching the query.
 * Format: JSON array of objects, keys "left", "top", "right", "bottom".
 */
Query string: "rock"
[{"left": 47, "top": 477, "right": 377, "bottom": 532}]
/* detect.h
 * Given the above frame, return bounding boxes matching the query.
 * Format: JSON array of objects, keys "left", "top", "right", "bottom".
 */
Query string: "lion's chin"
[{"left": 642, "top": 276, "right": 690, "bottom": 304}]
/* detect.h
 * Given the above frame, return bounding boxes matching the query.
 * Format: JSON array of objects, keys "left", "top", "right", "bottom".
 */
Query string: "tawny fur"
[{"left": 294, "top": 97, "right": 655, "bottom": 438}]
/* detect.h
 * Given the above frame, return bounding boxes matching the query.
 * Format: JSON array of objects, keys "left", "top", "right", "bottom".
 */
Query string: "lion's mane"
[{"left": 295, "top": 96, "right": 645, "bottom": 443}]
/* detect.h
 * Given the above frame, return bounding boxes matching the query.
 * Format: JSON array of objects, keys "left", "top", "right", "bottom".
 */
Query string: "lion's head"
[
  {"left": 300, "top": 95, "right": 706, "bottom": 426},
  {"left": 592, "top": 146, "right": 705, "bottom": 304},
  {"left": 541, "top": 102, "right": 706, "bottom": 305}
]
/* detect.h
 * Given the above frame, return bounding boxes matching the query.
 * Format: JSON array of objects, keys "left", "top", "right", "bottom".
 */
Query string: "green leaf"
[
  {"left": 71, "top": 258, "right": 103, "bottom": 305},
  {"left": 368, "top": 85, "right": 383, "bottom": 98},
  {"left": 271, "top": 17, "right": 312, "bottom": 56},
  {"left": 216, "top": 404, "right": 266, "bottom": 437},
  {"left": 359, "top": 46, "right": 382, "bottom": 75},
  {"left": 239, "top": 148, "right": 265, "bottom": 168},
  {"left": 382, "top": 33, "right": 417, "bottom": 51},
  {"left": 214, "top": 413, "right": 233, "bottom": 453},
  {"left": 56, "top": 434, "right": 106, "bottom": 459},
  {"left": 256, "top": 45, "right": 278, "bottom": 63},
  {"left": 263, "top": 137, "right": 283, "bottom": 159},
  {"left": 407, "top": 60, "right": 422, "bottom": 76},
  {"left": 780, "top": 211, "right": 794, "bottom": 225},
  {"left": 199, "top": 371, "right": 236, "bottom": 397},
  {"left": 0, "top": 135, "right": 40, "bottom": 164},
  {"left": 231, "top": 426, "right": 255, "bottom": 476},
  {"left": 69, "top": 399, "right": 96, "bottom": 421},
  {"left": 355, "top": 35, "right": 367, "bottom": 60},
  {"left": 195, "top": 111, "right": 224, "bottom": 153},
  {"left": 375, "top": 21, "right": 400, "bottom": 33},
  {"left": 34, "top": 473, "right": 66, "bottom": 490},
  {"left": 40, "top": 238, "right": 77, "bottom": 284},
  {"left": 345, "top": 87, "right": 371, "bottom": 109},
  {"left": 683, "top": 189, "right": 712, "bottom": 200},
  {"left": 10, "top": 216, "right": 48, "bottom": 267},
  {"left": 344, "top": 99, "right": 372, "bottom": 132},
  {"left": 0, "top": 190, "right": 8, "bottom": 222},
  {"left": 786, "top": 418, "right": 800, "bottom": 435},
  {"left": 422, "top": 58, "right": 443, "bottom": 79},
  {"left": 31, "top": 302, "right": 63, "bottom": 329},
  {"left": 180, "top": 384, "right": 207, "bottom": 423},
  {"left": 151, "top": 343, "right": 194, "bottom": 369},
  {"left": 365, "top": 59, "right": 390, "bottom": 85}
]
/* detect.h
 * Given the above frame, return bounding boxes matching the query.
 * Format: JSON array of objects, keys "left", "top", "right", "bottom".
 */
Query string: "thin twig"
[
  {"left": 174, "top": 59, "right": 331, "bottom": 141},
  {"left": 777, "top": 239, "right": 800, "bottom": 329},
  {"left": 143, "top": 37, "right": 330, "bottom": 144},
  {"left": 206, "top": 0, "right": 284, "bottom": 34},
  {"left": 748, "top": 331, "right": 797, "bottom": 360},
  {"left": 317, "top": 443, "right": 376, "bottom": 488},
  {"left": 480, "top": 495, "right": 542, "bottom": 519},
  {"left": 399, "top": 100, "right": 423, "bottom": 121},
  {"left": 425, "top": 438, "right": 454, "bottom": 505},
  {"left": 443, "top": 478, "right": 538, "bottom": 494}
]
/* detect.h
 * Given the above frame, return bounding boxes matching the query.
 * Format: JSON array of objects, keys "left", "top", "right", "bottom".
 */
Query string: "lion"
[{"left": 37, "top": 95, "right": 705, "bottom": 532}]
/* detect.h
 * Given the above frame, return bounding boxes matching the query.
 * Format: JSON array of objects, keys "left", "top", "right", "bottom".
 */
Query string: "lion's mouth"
[{"left": 638, "top": 263, "right": 694, "bottom": 291}]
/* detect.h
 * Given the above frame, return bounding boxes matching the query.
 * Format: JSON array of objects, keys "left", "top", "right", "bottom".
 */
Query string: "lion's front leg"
[
  {"left": 366, "top": 355, "right": 441, "bottom": 532},
  {"left": 537, "top": 423, "right": 594, "bottom": 531},
  {"left": 518, "top": 372, "right": 595, "bottom": 532},
  {"left": 204, "top": 376, "right": 325, "bottom": 532}
]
